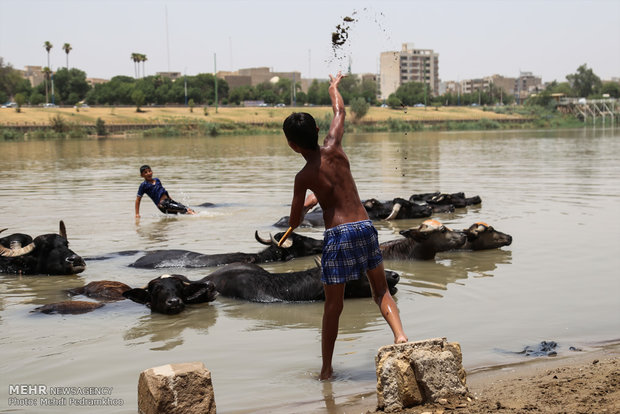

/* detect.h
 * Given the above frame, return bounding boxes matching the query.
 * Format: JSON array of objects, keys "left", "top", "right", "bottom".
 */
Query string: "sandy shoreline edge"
[{"left": 280, "top": 341, "right": 620, "bottom": 414}]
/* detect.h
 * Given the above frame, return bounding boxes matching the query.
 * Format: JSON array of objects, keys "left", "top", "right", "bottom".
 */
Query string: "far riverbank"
[{"left": 0, "top": 105, "right": 587, "bottom": 141}]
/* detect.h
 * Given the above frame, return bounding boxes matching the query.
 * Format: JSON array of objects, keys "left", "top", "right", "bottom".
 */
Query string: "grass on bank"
[{"left": 0, "top": 105, "right": 592, "bottom": 141}]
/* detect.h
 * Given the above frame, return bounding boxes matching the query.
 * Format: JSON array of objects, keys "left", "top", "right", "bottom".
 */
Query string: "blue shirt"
[{"left": 137, "top": 178, "right": 168, "bottom": 205}]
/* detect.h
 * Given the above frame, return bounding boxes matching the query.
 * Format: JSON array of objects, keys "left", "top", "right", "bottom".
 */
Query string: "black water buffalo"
[
  {"left": 0, "top": 221, "right": 86, "bottom": 275},
  {"left": 457, "top": 222, "right": 512, "bottom": 250},
  {"left": 123, "top": 274, "right": 217, "bottom": 314},
  {"left": 363, "top": 198, "right": 433, "bottom": 220},
  {"left": 273, "top": 208, "right": 325, "bottom": 228},
  {"left": 129, "top": 230, "right": 324, "bottom": 269},
  {"left": 380, "top": 219, "right": 467, "bottom": 260},
  {"left": 411, "top": 192, "right": 482, "bottom": 209},
  {"left": 200, "top": 262, "right": 400, "bottom": 302}
]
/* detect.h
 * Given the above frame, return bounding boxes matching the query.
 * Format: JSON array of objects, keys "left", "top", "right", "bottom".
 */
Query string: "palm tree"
[
  {"left": 42, "top": 66, "right": 51, "bottom": 104},
  {"left": 140, "top": 54, "right": 147, "bottom": 78},
  {"left": 131, "top": 53, "right": 140, "bottom": 78},
  {"left": 62, "top": 43, "right": 72, "bottom": 70},
  {"left": 44, "top": 41, "right": 53, "bottom": 69}
]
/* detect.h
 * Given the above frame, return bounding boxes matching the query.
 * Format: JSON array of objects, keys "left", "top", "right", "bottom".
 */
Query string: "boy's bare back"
[{"left": 289, "top": 72, "right": 369, "bottom": 230}]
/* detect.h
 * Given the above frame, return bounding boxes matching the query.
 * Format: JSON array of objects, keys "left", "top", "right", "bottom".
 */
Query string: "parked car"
[
  {"left": 43, "top": 103, "right": 58, "bottom": 108},
  {"left": 1, "top": 102, "right": 17, "bottom": 108}
]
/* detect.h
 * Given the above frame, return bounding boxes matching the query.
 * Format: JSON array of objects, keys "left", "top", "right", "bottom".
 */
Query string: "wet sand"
[{"left": 339, "top": 342, "right": 620, "bottom": 414}]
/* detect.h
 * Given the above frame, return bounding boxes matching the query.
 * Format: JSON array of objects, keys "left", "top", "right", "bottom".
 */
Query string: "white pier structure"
[{"left": 558, "top": 98, "right": 619, "bottom": 124}]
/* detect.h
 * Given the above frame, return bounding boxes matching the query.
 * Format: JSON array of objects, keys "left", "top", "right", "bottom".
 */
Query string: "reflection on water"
[
  {"left": 1, "top": 128, "right": 619, "bottom": 413},
  {"left": 124, "top": 304, "right": 218, "bottom": 351},
  {"left": 389, "top": 249, "right": 513, "bottom": 297}
]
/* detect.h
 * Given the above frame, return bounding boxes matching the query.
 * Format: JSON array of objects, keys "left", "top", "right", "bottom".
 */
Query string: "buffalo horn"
[
  {"left": 0, "top": 228, "right": 7, "bottom": 234},
  {"left": 0, "top": 242, "right": 35, "bottom": 257},
  {"left": 270, "top": 233, "right": 292, "bottom": 249},
  {"left": 59, "top": 220, "right": 67, "bottom": 239},
  {"left": 384, "top": 203, "right": 402, "bottom": 221},
  {"left": 254, "top": 231, "right": 272, "bottom": 246}
]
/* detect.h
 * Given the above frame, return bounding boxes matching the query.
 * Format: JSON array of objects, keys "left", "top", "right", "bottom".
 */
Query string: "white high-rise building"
[{"left": 379, "top": 43, "right": 439, "bottom": 100}]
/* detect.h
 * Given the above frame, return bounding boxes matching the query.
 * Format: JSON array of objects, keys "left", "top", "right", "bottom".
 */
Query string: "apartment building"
[
  {"left": 218, "top": 67, "right": 303, "bottom": 90},
  {"left": 379, "top": 43, "right": 439, "bottom": 100},
  {"left": 515, "top": 71, "right": 542, "bottom": 103}
]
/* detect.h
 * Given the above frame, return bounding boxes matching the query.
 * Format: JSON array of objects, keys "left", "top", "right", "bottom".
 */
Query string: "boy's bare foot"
[
  {"left": 319, "top": 367, "right": 333, "bottom": 381},
  {"left": 187, "top": 209, "right": 196, "bottom": 215}
]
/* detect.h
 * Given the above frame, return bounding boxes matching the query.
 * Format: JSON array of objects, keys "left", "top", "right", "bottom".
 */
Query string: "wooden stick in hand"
[{"left": 278, "top": 227, "right": 294, "bottom": 247}]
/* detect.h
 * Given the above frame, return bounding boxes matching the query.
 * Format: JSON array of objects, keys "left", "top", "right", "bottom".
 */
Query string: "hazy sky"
[{"left": 1, "top": 0, "right": 618, "bottom": 83}]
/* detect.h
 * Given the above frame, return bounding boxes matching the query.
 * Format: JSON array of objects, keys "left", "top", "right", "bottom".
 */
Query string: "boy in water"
[
  {"left": 135, "top": 165, "right": 196, "bottom": 217},
  {"left": 282, "top": 72, "right": 408, "bottom": 380}
]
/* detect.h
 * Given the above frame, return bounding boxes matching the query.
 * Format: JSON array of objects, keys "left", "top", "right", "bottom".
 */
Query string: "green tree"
[
  {"left": 132, "top": 89, "right": 145, "bottom": 111},
  {"left": 600, "top": 82, "right": 620, "bottom": 98},
  {"left": 62, "top": 43, "right": 72, "bottom": 69},
  {"left": 350, "top": 97, "right": 370, "bottom": 121},
  {"left": 14, "top": 93, "right": 26, "bottom": 112},
  {"left": 386, "top": 94, "right": 402, "bottom": 109},
  {"left": 139, "top": 54, "right": 147, "bottom": 78},
  {"left": 42, "top": 66, "right": 51, "bottom": 104},
  {"left": 44, "top": 41, "right": 53, "bottom": 69},
  {"left": 51, "top": 67, "right": 91, "bottom": 105},
  {"left": 394, "top": 82, "right": 425, "bottom": 106},
  {"left": 566, "top": 64, "right": 602, "bottom": 98},
  {"left": 359, "top": 78, "right": 378, "bottom": 105},
  {"left": 0, "top": 58, "right": 31, "bottom": 100},
  {"left": 131, "top": 53, "right": 140, "bottom": 78}
]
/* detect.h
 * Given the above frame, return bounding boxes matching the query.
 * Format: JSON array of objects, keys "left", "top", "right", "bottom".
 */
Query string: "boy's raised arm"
[{"left": 324, "top": 72, "right": 346, "bottom": 148}]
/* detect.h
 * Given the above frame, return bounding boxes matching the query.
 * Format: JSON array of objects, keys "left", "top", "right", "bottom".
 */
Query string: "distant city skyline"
[{"left": 1, "top": 0, "right": 618, "bottom": 84}]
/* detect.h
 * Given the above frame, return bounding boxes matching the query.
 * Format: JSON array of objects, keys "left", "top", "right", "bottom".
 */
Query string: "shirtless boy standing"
[{"left": 282, "top": 72, "right": 408, "bottom": 380}]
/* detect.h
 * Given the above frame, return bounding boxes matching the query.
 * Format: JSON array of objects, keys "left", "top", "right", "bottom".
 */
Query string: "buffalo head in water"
[
  {"left": 380, "top": 219, "right": 467, "bottom": 260},
  {"left": 0, "top": 221, "right": 86, "bottom": 275},
  {"left": 458, "top": 222, "right": 512, "bottom": 250},
  {"left": 122, "top": 274, "right": 217, "bottom": 314}
]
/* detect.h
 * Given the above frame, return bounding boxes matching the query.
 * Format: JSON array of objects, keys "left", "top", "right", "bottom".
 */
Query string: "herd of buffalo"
[{"left": 1, "top": 192, "right": 512, "bottom": 315}]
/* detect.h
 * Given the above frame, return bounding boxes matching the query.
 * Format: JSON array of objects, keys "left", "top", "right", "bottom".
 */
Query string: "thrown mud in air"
[
  {"left": 329, "top": 8, "right": 393, "bottom": 69},
  {"left": 331, "top": 14, "right": 358, "bottom": 61}
]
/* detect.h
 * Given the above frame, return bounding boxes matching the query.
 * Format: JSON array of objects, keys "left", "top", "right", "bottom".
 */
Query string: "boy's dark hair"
[
  {"left": 283, "top": 112, "right": 319, "bottom": 150},
  {"left": 139, "top": 165, "right": 151, "bottom": 174}
]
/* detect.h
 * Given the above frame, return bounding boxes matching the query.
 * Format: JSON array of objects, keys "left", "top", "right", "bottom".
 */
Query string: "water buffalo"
[
  {"left": 123, "top": 274, "right": 217, "bottom": 314},
  {"left": 411, "top": 192, "right": 482, "bottom": 209},
  {"left": 380, "top": 219, "right": 467, "bottom": 260},
  {"left": 31, "top": 281, "right": 133, "bottom": 315},
  {"left": 201, "top": 262, "right": 400, "bottom": 302},
  {"left": 363, "top": 198, "right": 433, "bottom": 220},
  {"left": 33, "top": 301, "right": 105, "bottom": 315},
  {"left": 273, "top": 207, "right": 325, "bottom": 228},
  {"left": 129, "top": 230, "right": 324, "bottom": 269},
  {"left": 457, "top": 222, "right": 512, "bottom": 250},
  {"left": 67, "top": 280, "right": 132, "bottom": 301},
  {"left": 0, "top": 221, "right": 86, "bottom": 275}
]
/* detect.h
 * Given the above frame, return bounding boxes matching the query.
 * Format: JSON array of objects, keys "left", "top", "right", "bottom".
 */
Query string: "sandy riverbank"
[
  {"left": 334, "top": 342, "right": 619, "bottom": 414},
  {"left": 0, "top": 105, "right": 524, "bottom": 126}
]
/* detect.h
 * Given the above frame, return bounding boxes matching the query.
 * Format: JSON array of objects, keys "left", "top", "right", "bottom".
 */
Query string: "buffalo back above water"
[
  {"left": 129, "top": 231, "right": 324, "bottom": 269},
  {"left": 202, "top": 262, "right": 399, "bottom": 303}
]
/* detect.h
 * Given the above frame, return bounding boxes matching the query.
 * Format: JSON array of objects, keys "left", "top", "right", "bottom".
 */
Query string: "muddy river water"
[{"left": 1, "top": 128, "right": 619, "bottom": 413}]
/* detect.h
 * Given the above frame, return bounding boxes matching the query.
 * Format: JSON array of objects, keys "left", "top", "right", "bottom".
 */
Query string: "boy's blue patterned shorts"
[{"left": 321, "top": 220, "right": 383, "bottom": 285}]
